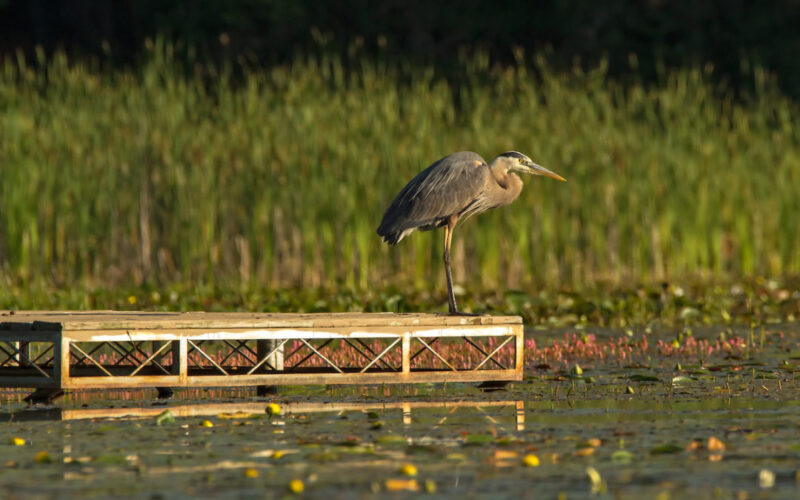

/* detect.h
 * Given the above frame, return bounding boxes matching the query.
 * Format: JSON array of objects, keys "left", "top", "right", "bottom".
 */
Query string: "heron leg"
[{"left": 444, "top": 217, "right": 458, "bottom": 314}]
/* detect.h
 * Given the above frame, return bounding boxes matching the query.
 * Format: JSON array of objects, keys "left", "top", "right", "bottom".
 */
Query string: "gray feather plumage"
[{"left": 377, "top": 151, "right": 489, "bottom": 244}]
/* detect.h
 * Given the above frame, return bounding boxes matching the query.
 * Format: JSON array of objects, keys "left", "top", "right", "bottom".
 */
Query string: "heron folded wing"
[{"left": 377, "top": 151, "right": 488, "bottom": 241}]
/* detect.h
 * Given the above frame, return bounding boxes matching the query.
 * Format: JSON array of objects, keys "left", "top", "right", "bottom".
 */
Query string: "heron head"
[{"left": 497, "top": 151, "right": 566, "bottom": 182}]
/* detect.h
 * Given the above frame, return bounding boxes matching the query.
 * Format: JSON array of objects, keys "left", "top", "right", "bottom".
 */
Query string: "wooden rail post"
[
  {"left": 14, "top": 341, "right": 31, "bottom": 367},
  {"left": 402, "top": 332, "right": 410, "bottom": 375},
  {"left": 515, "top": 324, "right": 524, "bottom": 379},
  {"left": 178, "top": 339, "right": 188, "bottom": 384},
  {"left": 57, "top": 337, "right": 70, "bottom": 386}
]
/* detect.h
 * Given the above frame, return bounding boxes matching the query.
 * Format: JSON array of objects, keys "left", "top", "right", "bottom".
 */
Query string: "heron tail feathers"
[{"left": 377, "top": 226, "right": 414, "bottom": 245}]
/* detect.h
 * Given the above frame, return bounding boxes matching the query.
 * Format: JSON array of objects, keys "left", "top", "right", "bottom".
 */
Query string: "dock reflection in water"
[{"left": 8, "top": 399, "right": 525, "bottom": 431}]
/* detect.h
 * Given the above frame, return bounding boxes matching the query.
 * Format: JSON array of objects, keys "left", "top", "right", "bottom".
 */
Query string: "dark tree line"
[{"left": 1, "top": 0, "right": 799, "bottom": 97}]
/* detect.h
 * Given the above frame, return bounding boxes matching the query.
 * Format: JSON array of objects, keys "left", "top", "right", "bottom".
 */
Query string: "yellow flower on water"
[
  {"left": 708, "top": 436, "right": 725, "bottom": 452},
  {"left": 127, "top": 295, "right": 137, "bottom": 305},
  {"left": 586, "top": 466, "right": 602, "bottom": 486},
  {"left": 11, "top": 437, "right": 25, "bottom": 446},
  {"left": 759, "top": 469, "right": 775, "bottom": 489},
  {"left": 266, "top": 403, "right": 281, "bottom": 416},
  {"left": 34, "top": 451, "right": 52, "bottom": 464},
  {"left": 200, "top": 420, "right": 214, "bottom": 428},
  {"left": 289, "top": 479, "right": 304, "bottom": 494},
  {"left": 244, "top": 467, "right": 259, "bottom": 478},
  {"left": 385, "top": 479, "right": 419, "bottom": 492},
  {"left": 424, "top": 479, "right": 437, "bottom": 493},
  {"left": 523, "top": 454, "right": 540, "bottom": 467},
  {"left": 273, "top": 450, "right": 284, "bottom": 459},
  {"left": 400, "top": 463, "right": 417, "bottom": 476}
]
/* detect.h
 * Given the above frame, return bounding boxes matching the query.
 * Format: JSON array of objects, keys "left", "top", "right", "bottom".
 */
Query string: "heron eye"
[{"left": 518, "top": 158, "right": 524, "bottom": 163}]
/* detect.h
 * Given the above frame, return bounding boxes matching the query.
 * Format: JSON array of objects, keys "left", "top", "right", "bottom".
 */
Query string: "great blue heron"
[{"left": 377, "top": 151, "right": 566, "bottom": 314}]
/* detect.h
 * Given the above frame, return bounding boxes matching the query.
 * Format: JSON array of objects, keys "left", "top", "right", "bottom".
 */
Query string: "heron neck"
[{"left": 490, "top": 168, "right": 523, "bottom": 207}]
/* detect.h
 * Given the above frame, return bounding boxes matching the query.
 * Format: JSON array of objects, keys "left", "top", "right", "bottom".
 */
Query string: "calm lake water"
[{"left": 2, "top": 323, "right": 800, "bottom": 499}]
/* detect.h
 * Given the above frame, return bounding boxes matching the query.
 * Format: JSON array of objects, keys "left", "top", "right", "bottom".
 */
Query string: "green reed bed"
[{"left": 2, "top": 47, "right": 799, "bottom": 296}]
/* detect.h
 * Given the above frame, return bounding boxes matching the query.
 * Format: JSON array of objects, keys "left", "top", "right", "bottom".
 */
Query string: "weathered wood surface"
[
  {"left": 1, "top": 310, "right": 521, "bottom": 331},
  {"left": 60, "top": 369, "right": 520, "bottom": 389},
  {"left": 56, "top": 326, "right": 516, "bottom": 343}
]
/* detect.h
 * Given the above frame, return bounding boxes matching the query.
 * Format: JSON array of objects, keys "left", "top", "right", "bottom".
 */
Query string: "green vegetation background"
[{"left": 2, "top": 42, "right": 799, "bottom": 314}]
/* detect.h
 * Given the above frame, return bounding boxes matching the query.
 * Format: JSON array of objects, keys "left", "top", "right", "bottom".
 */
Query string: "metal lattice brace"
[
  {"left": 187, "top": 340, "right": 229, "bottom": 375},
  {"left": 1, "top": 341, "right": 52, "bottom": 378},
  {"left": 70, "top": 341, "right": 109, "bottom": 367},
  {"left": 217, "top": 340, "right": 257, "bottom": 366},
  {"left": 31, "top": 344, "right": 55, "bottom": 368},
  {"left": 359, "top": 338, "right": 401, "bottom": 373},
  {"left": 129, "top": 342, "right": 172, "bottom": 376},
  {"left": 69, "top": 341, "right": 175, "bottom": 377},
  {"left": 69, "top": 343, "right": 112, "bottom": 376},
  {"left": 116, "top": 341, "right": 172, "bottom": 374},
  {"left": 247, "top": 339, "right": 289, "bottom": 375},
  {"left": 414, "top": 338, "right": 457, "bottom": 371},
  {"left": 464, "top": 337, "right": 508, "bottom": 369},
  {"left": 471, "top": 336, "right": 514, "bottom": 371},
  {"left": 0, "top": 342, "right": 17, "bottom": 367},
  {"left": 283, "top": 338, "right": 402, "bottom": 374},
  {"left": 185, "top": 339, "right": 283, "bottom": 375},
  {"left": 284, "top": 339, "right": 333, "bottom": 371},
  {"left": 296, "top": 339, "right": 343, "bottom": 373},
  {"left": 410, "top": 335, "right": 515, "bottom": 371},
  {"left": 344, "top": 338, "right": 400, "bottom": 371},
  {"left": 0, "top": 339, "right": 34, "bottom": 368}
]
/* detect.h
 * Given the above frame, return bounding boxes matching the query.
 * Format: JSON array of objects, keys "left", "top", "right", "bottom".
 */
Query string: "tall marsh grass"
[{"left": 1, "top": 46, "right": 799, "bottom": 295}]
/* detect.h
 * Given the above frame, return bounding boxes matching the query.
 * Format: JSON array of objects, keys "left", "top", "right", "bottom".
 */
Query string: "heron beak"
[{"left": 524, "top": 162, "right": 566, "bottom": 182}]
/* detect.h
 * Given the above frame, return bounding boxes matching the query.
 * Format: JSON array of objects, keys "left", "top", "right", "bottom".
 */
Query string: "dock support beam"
[
  {"left": 24, "top": 388, "right": 64, "bottom": 404},
  {"left": 402, "top": 333, "right": 410, "bottom": 375},
  {"left": 155, "top": 340, "right": 175, "bottom": 399},
  {"left": 255, "top": 339, "right": 283, "bottom": 396}
]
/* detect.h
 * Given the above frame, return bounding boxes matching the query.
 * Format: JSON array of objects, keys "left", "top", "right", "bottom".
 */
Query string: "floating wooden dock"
[{"left": 1, "top": 311, "right": 523, "bottom": 401}]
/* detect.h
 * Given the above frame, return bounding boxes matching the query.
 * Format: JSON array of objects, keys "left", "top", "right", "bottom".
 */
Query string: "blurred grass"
[{"left": 1, "top": 43, "right": 800, "bottom": 301}]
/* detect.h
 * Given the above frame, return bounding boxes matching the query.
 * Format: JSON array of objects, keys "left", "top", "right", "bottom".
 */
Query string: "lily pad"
[
  {"left": 651, "top": 443, "right": 684, "bottom": 454},
  {"left": 155, "top": 410, "right": 176, "bottom": 426},
  {"left": 464, "top": 434, "right": 494, "bottom": 446},
  {"left": 375, "top": 435, "right": 406, "bottom": 446},
  {"left": 611, "top": 450, "right": 635, "bottom": 463},
  {"left": 671, "top": 375, "right": 697, "bottom": 385}
]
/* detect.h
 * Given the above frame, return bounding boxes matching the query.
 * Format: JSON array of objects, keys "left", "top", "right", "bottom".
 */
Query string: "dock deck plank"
[{"left": 1, "top": 310, "right": 521, "bottom": 330}]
